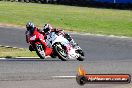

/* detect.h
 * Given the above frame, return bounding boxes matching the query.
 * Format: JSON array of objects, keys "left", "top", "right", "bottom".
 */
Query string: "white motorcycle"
[{"left": 45, "top": 32, "right": 85, "bottom": 61}]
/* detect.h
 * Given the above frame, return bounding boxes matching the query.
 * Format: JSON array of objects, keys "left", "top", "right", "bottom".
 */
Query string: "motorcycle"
[
  {"left": 45, "top": 31, "right": 85, "bottom": 61},
  {"left": 26, "top": 28, "right": 52, "bottom": 59}
]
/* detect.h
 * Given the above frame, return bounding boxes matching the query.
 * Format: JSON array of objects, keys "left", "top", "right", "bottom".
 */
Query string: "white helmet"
[{"left": 43, "top": 24, "right": 53, "bottom": 33}]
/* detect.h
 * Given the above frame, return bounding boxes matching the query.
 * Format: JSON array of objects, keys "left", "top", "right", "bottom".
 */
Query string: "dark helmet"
[
  {"left": 43, "top": 24, "right": 53, "bottom": 34},
  {"left": 26, "top": 22, "right": 35, "bottom": 31}
]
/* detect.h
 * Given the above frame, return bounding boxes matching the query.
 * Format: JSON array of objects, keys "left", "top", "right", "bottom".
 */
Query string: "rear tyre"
[
  {"left": 34, "top": 44, "right": 45, "bottom": 59},
  {"left": 53, "top": 43, "right": 68, "bottom": 61}
]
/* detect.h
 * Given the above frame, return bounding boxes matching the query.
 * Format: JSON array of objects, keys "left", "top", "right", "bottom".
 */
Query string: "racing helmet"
[
  {"left": 26, "top": 22, "right": 35, "bottom": 32},
  {"left": 43, "top": 24, "right": 53, "bottom": 33}
]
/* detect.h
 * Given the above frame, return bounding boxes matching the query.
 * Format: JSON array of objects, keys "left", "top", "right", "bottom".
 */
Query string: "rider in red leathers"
[{"left": 25, "top": 22, "right": 52, "bottom": 56}]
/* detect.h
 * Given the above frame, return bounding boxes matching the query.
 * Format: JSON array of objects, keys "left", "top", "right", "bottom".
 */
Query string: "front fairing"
[
  {"left": 67, "top": 47, "right": 80, "bottom": 59},
  {"left": 27, "top": 30, "right": 44, "bottom": 45},
  {"left": 46, "top": 32, "right": 69, "bottom": 47},
  {"left": 45, "top": 32, "right": 80, "bottom": 59}
]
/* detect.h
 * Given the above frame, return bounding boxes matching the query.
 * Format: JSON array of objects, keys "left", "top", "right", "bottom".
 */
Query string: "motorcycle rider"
[
  {"left": 43, "top": 24, "right": 77, "bottom": 47},
  {"left": 25, "top": 22, "right": 36, "bottom": 46},
  {"left": 25, "top": 22, "right": 53, "bottom": 57}
]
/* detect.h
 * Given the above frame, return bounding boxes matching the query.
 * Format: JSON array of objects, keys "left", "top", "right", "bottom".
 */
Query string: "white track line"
[
  {"left": 0, "top": 58, "right": 6, "bottom": 60},
  {"left": 16, "top": 56, "right": 50, "bottom": 58},
  {"left": 16, "top": 57, "right": 40, "bottom": 58},
  {"left": 0, "top": 45, "right": 24, "bottom": 49},
  {"left": 52, "top": 76, "right": 76, "bottom": 79},
  {"left": 0, "top": 56, "right": 50, "bottom": 60}
]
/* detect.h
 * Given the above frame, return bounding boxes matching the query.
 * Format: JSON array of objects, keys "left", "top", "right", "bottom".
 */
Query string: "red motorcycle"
[{"left": 26, "top": 28, "right": 52, "bottom": 59}]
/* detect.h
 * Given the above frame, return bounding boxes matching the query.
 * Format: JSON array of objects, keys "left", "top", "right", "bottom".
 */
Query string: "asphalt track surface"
[{"left": 0, "top": 26, "right": 132, "bottom": 88}]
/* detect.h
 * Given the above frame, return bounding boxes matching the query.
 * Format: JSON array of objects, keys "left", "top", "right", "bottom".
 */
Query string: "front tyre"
[
  {"left": 77, "top": 56, "right": 85, "bottom": 61},
  {"left": 53, "top": 43, "right": 68, "bottom": 61},
  {"left": 34, "top": 43, "right": 45, "bottom": 59},
  {"left": 77, "top": 50, "right": 85, "bottom": 61}
]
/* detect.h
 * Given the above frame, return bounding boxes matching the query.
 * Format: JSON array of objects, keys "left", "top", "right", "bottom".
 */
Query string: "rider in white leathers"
[{"left": 42, "top": 24, "right": 77, "bottom": 47}]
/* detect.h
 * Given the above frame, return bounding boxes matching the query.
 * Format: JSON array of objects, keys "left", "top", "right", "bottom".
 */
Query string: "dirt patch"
[{"left": 0, "top": 23, "right": 25, "bottom": 29}]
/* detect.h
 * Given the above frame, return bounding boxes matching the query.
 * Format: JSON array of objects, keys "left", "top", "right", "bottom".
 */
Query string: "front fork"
[
  {"left": 36, "top": 44, "right": 43, "bottom": 51},
  {"left": 39, "top": 40, "right": 53, "bottom": 56}
]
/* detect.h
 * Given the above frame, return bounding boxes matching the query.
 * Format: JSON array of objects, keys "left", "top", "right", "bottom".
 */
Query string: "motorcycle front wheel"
[
  {"left": 34, "top": 43, "right": 45, "bottom": 59},
  {"left": 76, "top": 50, "right": 85, "bottom": 61},
  {"left": 53, "top": 43, "right": 68, "bottom": 61}
]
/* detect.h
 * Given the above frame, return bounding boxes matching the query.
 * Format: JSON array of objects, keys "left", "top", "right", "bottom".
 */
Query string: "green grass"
[
  {"left": 0, "top": 47, "right": 37, "bottom": 58},
  {"left": 0, "top": 1, "right": 132, "bottom": 36}
]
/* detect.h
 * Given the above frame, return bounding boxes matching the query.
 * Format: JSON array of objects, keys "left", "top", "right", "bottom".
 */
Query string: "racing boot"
[
  {"left": 69, "top": 39, "right": 78, "bottom": 48},
  {"left": 64, "top": 33, "right": 72, "bottom": 41},
  {"left": 64, "top": 33, "right": 78, "bottom": 48}
]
